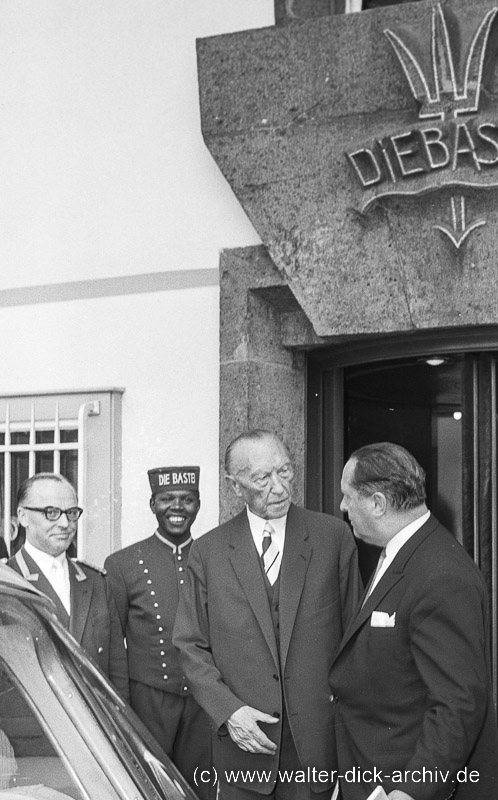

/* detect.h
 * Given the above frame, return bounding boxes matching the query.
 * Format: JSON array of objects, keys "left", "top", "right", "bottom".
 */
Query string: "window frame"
[{"left": 0, "top": 388, "right": 123, "bottom": 564}]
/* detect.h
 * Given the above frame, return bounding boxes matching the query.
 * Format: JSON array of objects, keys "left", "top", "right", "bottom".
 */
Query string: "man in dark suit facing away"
[
  {"left": 329, "top": 442, "right": 498, "bottom": 800},
  {"left": 174, "top": 429, "right": 361, "bottom": 800}
]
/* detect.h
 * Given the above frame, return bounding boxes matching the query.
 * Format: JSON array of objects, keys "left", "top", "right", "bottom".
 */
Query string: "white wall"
[
  {"left": 0, "top": 286, "right": 220, "bottom": 546},
  {"left": 0, "top": 0, "right": 275, "bottom": 549},
  {"left": 0, "top": 0, "right": 273, "bottom": 287}
]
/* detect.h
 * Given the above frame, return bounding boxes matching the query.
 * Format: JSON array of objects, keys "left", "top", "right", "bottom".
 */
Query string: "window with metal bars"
[{"left": 0, "top": 390, "right": 123, "bottom": 565}]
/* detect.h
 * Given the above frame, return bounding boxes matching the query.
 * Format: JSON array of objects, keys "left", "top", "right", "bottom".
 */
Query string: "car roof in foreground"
[{"left": 0, "top": 561, "right": 58, "bottom": 621}]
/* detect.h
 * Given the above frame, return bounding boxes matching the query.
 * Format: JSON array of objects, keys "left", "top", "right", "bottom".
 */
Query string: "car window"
[
  {"left": 0, "top": 662, "right": 84, "bottom": 799},
  {"left": 0, "top": 587, "right": 193, "bottom": 800},
  {"left": 57, "top": 649, "right": 190, "bottom": 800}
]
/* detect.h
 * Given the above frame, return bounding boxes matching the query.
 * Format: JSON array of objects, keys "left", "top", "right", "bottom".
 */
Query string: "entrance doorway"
[
  {"left": 344, "top": 355, "right": 463, "bottom": 580},
  {"left": 307, "top": 339, "right": 498, "bottom": 701}
]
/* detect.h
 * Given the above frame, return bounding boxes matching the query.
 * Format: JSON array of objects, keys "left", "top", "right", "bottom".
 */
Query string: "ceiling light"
[{"left": 424, "top": 356, "right": 447, "bottom": 367}]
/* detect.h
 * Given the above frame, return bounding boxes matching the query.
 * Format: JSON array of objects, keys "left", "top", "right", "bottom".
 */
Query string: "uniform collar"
[
  {"left": 25, "top": 541, "right": 68, "bottom": 573},
  {"left": 154, "top": 530, "right": 192, "bottom": 554}
]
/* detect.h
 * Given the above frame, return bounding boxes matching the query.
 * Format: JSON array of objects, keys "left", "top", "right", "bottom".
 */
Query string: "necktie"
[
  {"left": 362, "top": 548, "right": 386, "bottom": 606},
  {"left": 261, "top": 522, "right": 280, "bottom": 585},
  {"left": 50, "top": 559, "right": 71, "bottom": 615}
]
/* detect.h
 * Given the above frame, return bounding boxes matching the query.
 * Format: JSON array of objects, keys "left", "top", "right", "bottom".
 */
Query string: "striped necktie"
[{"left": 261, "top": 522, "right": 279, "bottom": 585}]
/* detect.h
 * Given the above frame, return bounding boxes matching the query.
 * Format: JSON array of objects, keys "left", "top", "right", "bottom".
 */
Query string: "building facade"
[
  {"left": 0, "top": 0, "right": 273, "bottom": 558},
  {"left": 198, "top": 0, "right": 498, "bottom": 701},
  {"left": 1, "top": 0, "right": 496, "bottom": 698}
]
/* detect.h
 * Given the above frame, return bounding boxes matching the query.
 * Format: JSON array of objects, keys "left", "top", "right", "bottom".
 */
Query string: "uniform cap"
[{"left": 148, "top": 466, "right": 200, "bottom": 495}]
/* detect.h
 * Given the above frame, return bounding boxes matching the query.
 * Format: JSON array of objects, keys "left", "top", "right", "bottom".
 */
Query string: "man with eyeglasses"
[{"left": 8, "top": 472, "right": 129, "bottom": 701}]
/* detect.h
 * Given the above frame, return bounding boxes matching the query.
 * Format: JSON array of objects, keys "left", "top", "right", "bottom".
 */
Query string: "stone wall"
[
  {"left": 219, "top": 246, "right": 307, "bottom": 521},
  {"left": 199, "top": 0, "right": 498, "bottom": 338}
]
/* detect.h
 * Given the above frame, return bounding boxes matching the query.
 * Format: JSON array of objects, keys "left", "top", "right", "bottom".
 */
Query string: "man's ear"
[
  {"left": 17, "top": 506, "right": 28, "bottom": 528},
  {"left": 225, "top": 474, "right": 243, "bottom": 498},
  {"left": 149, "top": 495, "right": 156, "bottom": 514},
  {"left": 371, "top": 492, "right": 388, "bottom": 517}
]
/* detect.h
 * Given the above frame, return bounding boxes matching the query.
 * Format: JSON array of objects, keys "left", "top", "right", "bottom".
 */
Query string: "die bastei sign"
[{"left": 345, "top": 4, "right": 498, "bottom": 249}]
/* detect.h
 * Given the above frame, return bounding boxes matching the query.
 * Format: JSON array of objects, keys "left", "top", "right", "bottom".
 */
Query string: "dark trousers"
[
  {"left": 130, "top": 680, "right": 214, "bottom": 800},
  {"left": 218, "top": 709, "right": 334, "bottom": 800}
]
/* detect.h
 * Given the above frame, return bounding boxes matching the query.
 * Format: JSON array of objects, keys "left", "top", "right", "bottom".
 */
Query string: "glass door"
[{"left": 307, "top": 345, "right": 498, "bottom": 702}]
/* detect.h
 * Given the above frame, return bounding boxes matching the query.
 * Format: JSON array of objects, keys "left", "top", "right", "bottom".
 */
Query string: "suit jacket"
[
  {"left": 104, "top": 533, "right": 192, "bottom": 694},
  {"left": 9, "top": 547, "right": 129, "bottom": 702},
  {"left": 329, "top": 514, "right": 498, "bottom": 800},
  {"left": 173, "top": 503, "right": 361, "bottom": 793}
]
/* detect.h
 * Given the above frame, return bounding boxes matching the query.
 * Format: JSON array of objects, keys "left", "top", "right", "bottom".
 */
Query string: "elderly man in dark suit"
[
  {"left": 329, "top": 442, "right": 498, "bottom": 800},
  {"left": 9, "top": 472, "right": 129, "bottom": 701},
  {"left": 173, "top": 429, "right": 360, "bottom": 800}
]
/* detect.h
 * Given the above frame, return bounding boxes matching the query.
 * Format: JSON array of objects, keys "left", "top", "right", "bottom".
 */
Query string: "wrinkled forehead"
[
  {"left": 24, "top": 479, "right": 77, "bottom": 507},
  {"left": 232, "top": 436, "right": 291, "bottom": 476}
]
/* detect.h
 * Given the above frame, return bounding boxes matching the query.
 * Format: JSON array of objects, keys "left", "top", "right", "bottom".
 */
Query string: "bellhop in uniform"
[
  {"left": 104, "top": 466, "right": 213, "bottom": 800},
  {"left": 9, "top": 473, "right": 129, "bottom": 702},
  {"left": 173, "top": 431, "right": 361, "bottom": 800}
]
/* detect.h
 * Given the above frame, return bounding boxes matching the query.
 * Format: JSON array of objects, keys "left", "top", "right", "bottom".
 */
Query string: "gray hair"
[{"left": 225, "top": 430, "right": 289, "bottom": 475}]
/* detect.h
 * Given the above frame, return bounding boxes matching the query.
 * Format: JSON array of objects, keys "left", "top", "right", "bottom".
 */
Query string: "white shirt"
[
  {"left": 370, "top": 509, "right": 431, "bottom": 595},
  {"left": 246, "top": 507, "right": 286, "bottom": 577},
  {"left": 24, "top": 541, "right": 71, "bottom": 614}
]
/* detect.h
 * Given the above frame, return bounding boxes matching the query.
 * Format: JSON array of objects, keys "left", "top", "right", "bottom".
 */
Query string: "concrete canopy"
[{"left": 197, "top": 0, "right": 498, "bottom": 338}]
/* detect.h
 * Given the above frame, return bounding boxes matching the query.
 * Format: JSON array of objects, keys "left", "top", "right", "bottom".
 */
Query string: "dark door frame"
[
  {"left": 306, "top": 325, "right": 498, "bottom": 510},
  {"left": 307, "top": 324, "right": 498, "bottom": 705}
]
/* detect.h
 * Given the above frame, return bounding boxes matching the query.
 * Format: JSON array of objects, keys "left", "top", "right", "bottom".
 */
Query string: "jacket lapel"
[
  {"left": 338, "top": 568, "right": 404, "bottom": 652},
  {"left": 18, "top": 548, "right": 70, "bottom": 627},
  {"left": 336, "top": 515, "right": 438, "bottom": 656},
  {"left": 68, "top": 560, "right": 91, "bottom": 643},
  {"left": 228, "top": 511, "right": 279, "bottom": 667},
  {"left": 279, "top": 505, "right": 311, "bottom": 667}
]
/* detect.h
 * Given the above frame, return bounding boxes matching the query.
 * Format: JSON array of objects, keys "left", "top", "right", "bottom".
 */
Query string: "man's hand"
[
  {"left": 226, "top": 705, "right": 279, "bottom": 754},
  {"left": 388, "top": 792, "right": 415, "bottom": 800}
]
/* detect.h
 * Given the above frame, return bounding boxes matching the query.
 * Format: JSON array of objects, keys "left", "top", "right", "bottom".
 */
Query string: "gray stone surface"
[
  {"left": 198, "top": 0, "right": 498, "bottom": 338},
  {"left": 219, "top": 246, "right": 306, "bottom": 521},
  {"left": 275, "top": 0, "right": 334, "bottom": 26}
]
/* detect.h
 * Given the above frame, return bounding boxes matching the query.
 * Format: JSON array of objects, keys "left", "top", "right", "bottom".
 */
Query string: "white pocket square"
[{"left": 371, "top": 611, "right": 396, "bottom": 627}]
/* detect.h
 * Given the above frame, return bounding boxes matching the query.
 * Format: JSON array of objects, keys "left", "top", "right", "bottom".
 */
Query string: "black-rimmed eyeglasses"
[{"left": 22, "top": 506, "right": 83, "bottom": 522}]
